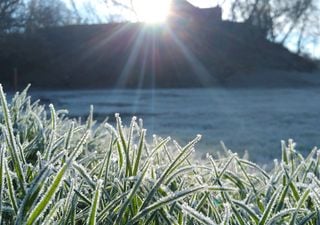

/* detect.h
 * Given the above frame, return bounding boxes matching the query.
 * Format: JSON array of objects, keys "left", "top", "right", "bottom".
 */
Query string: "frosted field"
[{"left": 29, "top": 88, "right": 320, "bottom": 164}]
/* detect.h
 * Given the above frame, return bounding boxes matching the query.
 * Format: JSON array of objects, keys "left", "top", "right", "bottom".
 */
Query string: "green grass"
[{"left": 0, "top": 84, "right": 320, "bottom": 224}]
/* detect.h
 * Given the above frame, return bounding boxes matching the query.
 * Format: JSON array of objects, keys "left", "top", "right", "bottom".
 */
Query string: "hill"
[{"left": 0, "top": 0, "right": 316, "bottom": 89}]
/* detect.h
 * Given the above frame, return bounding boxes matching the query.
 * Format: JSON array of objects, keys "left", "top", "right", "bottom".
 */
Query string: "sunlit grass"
[{"left": 0, "top": 84, "right": 320, "bottom": 224}]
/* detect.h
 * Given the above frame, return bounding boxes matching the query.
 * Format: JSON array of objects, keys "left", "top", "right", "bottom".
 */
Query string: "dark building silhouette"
[
  {"left": 211, "top": 5, "right": 222, "bottom": 21},
  {"left": 169, "top": 0, "right": 222, "bottom": 24}
]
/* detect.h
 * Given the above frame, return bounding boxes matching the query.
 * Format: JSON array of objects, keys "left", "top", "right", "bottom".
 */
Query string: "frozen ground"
[
  {"left": 225, "top": 69, "right": 320, "bottom": 88},
  {"left": 28, "top": 79, "right": 320, "bottom": 165}
]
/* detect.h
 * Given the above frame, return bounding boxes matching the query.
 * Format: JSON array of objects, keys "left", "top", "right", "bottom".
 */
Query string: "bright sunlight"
[{"left": 133, "top": 0, "right": 171, "bottom": 23}]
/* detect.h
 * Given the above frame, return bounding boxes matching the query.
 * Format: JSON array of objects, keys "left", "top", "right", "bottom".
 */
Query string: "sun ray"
[
  {"left": 166, "top": 26, "right": 220, "bottom": 87},
  {"left": 113, "top": 27, "right": 146, "bottom": 88}
]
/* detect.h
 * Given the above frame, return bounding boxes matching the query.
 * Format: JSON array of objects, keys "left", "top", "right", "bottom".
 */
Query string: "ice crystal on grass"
[{"left": 0, "top": 86, "right": 320, "bottom": 224}]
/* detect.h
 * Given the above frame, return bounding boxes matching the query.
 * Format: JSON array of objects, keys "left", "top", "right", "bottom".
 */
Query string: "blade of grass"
[{"left": 87, "top": 179, "right": 103, "bottom": 225}]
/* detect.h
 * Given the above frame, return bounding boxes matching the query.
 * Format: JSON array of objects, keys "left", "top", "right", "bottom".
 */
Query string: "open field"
[
  {"left": 1, "top": 84, "right": 320, "bottom": 224},
  {"left": 23, "top": 79, "right": 320, "bottom": 164}
]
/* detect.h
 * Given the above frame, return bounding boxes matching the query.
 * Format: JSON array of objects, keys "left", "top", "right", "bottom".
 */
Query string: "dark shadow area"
[{"left": 0, "top": 0, "right": 316, "bottom": 90}]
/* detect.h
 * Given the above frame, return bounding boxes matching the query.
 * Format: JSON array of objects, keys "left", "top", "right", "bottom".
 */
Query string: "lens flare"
[{"left": 133, "top": 0, "right": 171, "bottom": 23}]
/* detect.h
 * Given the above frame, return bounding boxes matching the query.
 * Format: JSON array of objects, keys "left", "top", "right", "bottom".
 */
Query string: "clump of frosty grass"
[{"left": 0, "top": 85, "right": 320, "bottom": 225}]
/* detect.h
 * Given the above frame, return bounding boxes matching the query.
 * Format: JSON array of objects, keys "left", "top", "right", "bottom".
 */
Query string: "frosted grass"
[{"left": 0, "top": 84, "right": 320, "bottom": 224}]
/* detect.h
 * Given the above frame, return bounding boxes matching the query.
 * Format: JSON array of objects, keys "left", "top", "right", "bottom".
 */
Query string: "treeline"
[
  {"left": 0, "top": 0, "right": 127, "bottom": 34},
  {"left": 0, "top": 0, "right": 79, "bottom": 34}
]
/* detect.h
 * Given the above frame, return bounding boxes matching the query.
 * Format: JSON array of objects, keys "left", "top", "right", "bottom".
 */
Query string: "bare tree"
[
  {"left": 69, "top": 0, "right": 83, "bottom": 24},
  {"left": 102, "top": 0, "right": 139, "bottom": 21},
  {"left": 228, "top": 0, "right": 319, "bottom": 55},
  {"left": 0, "top": 0, "right": 24, "bottom": 33},
  {"left": 25, "top": 0, "right": 73, "bottom": 32}
]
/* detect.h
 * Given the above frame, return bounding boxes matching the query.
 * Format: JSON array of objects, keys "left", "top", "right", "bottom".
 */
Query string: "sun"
[{"left": 133, "top": 0, "right": 171, "bottom": 24}]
